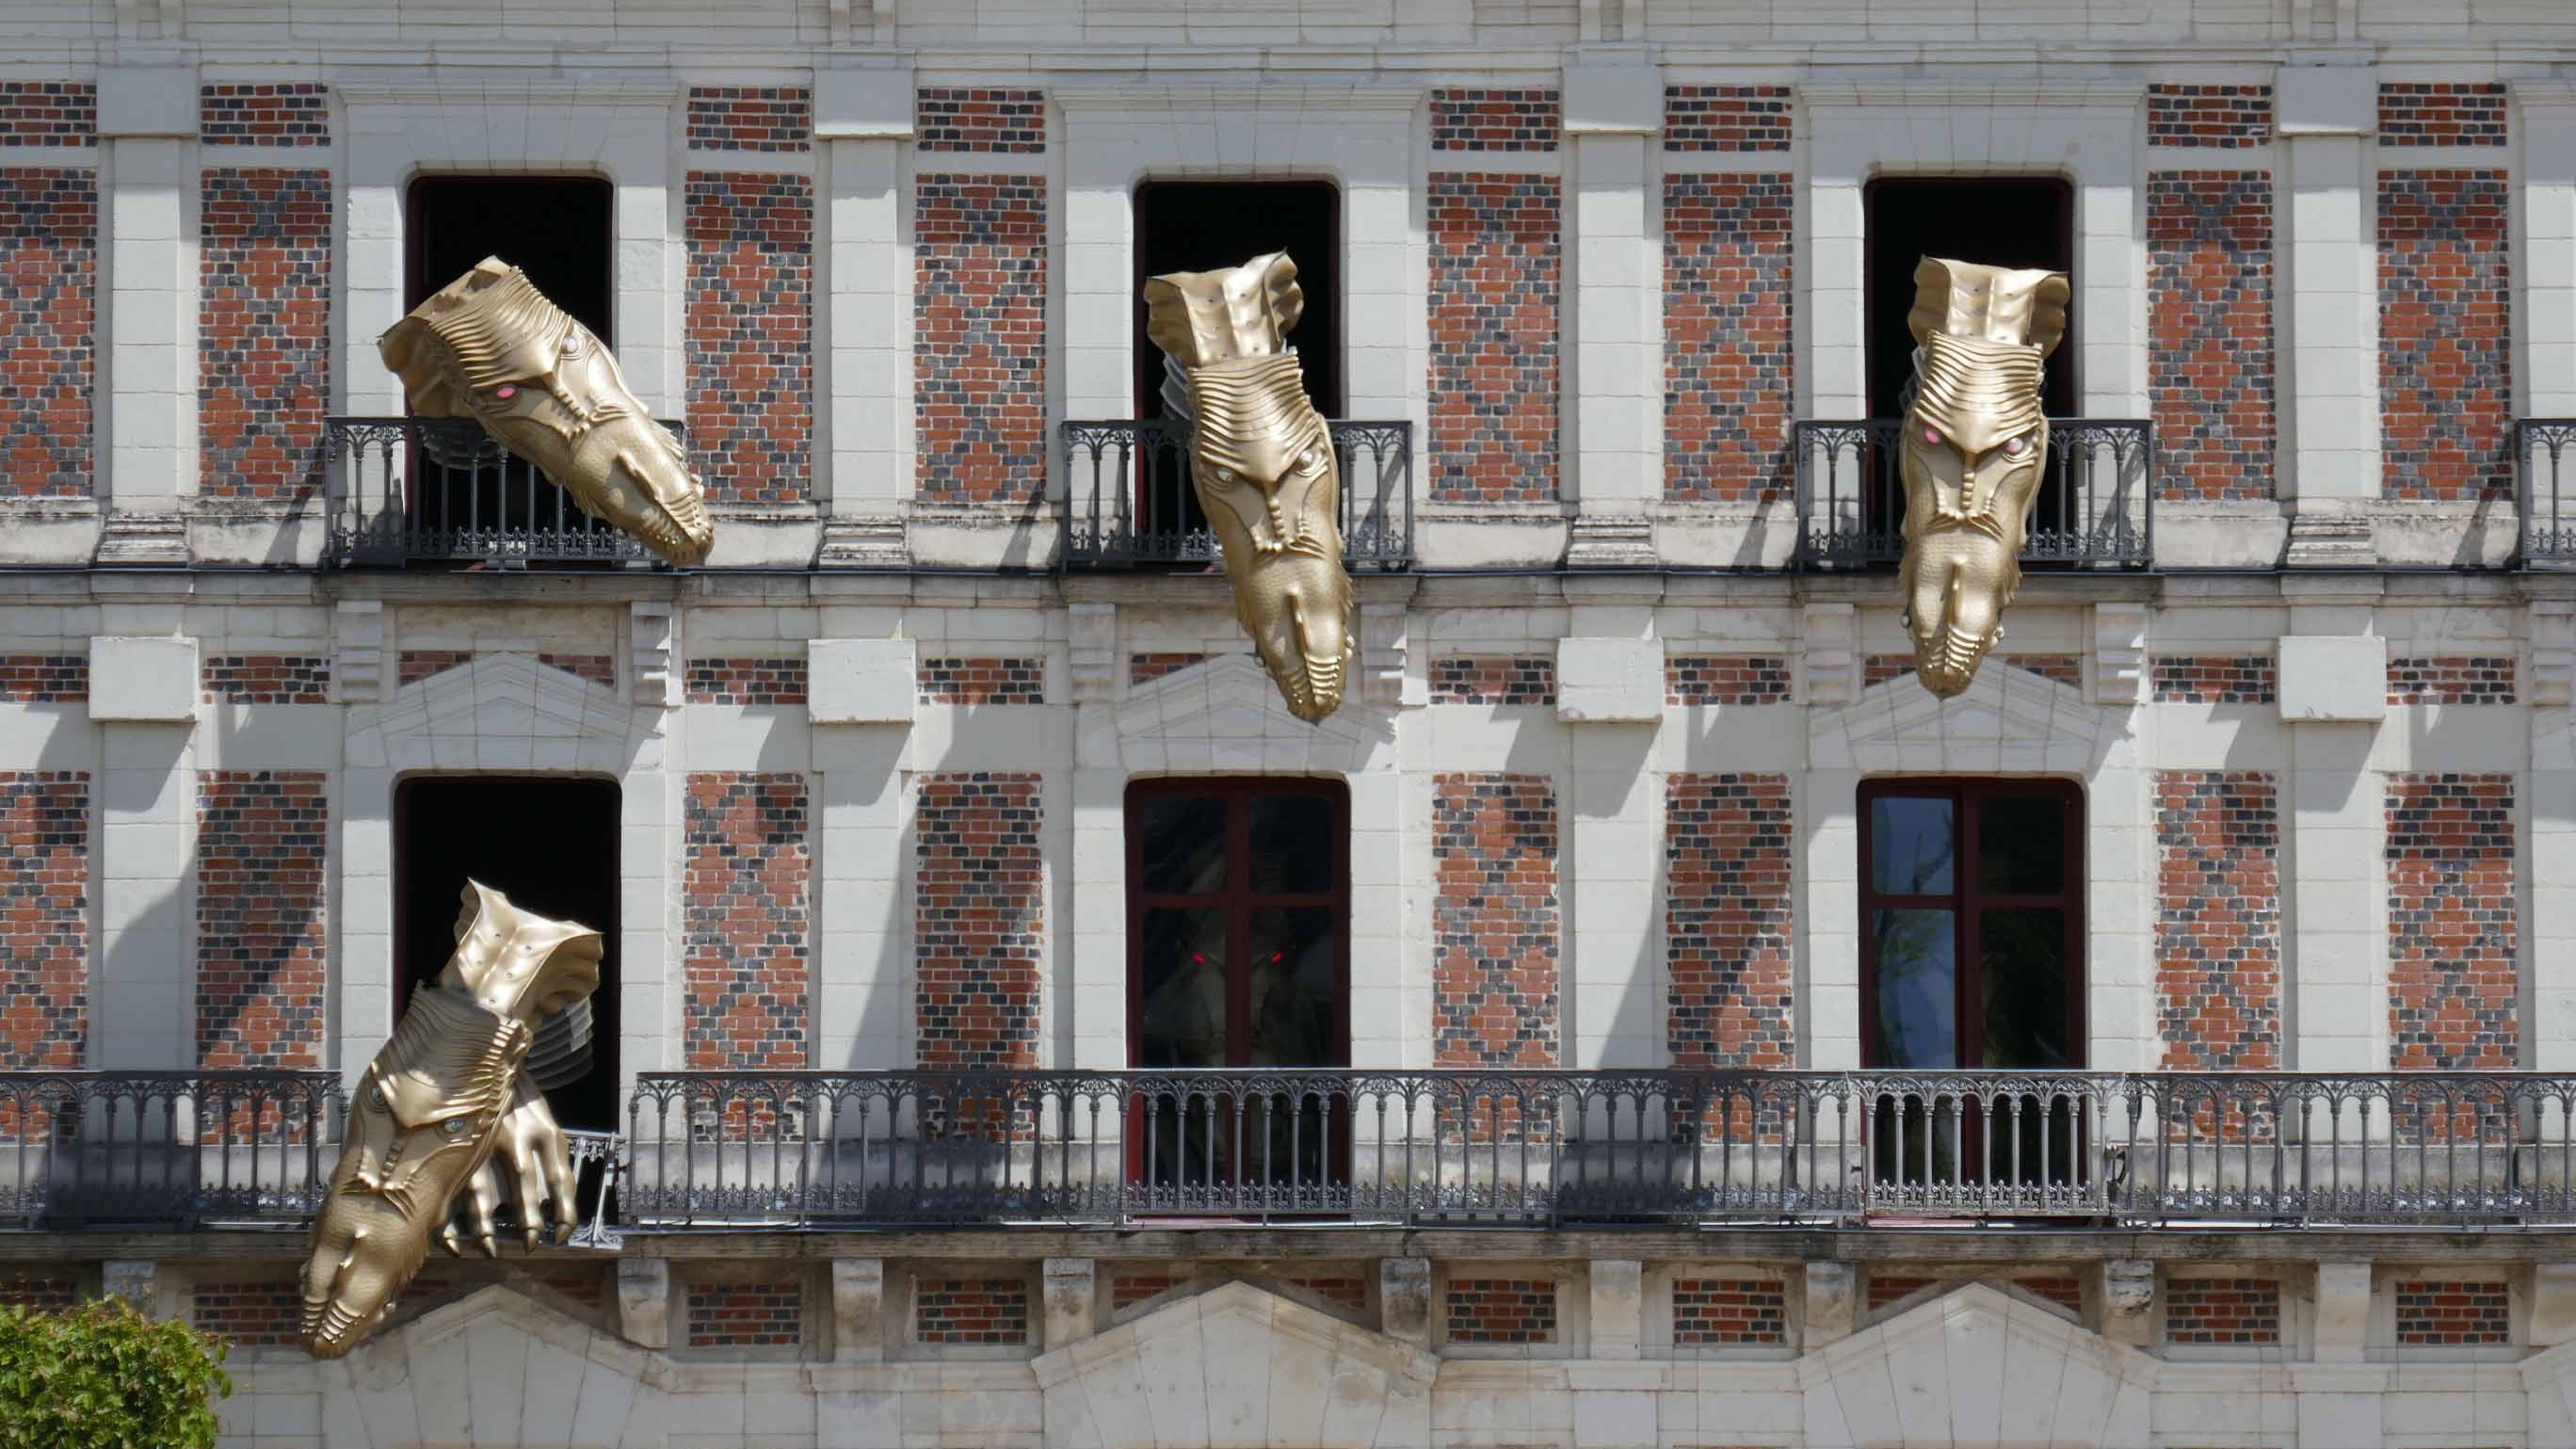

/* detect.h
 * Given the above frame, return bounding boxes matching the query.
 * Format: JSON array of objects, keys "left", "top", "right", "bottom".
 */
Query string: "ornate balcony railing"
[
  {"left": 1794, "top": 419, "right": 2153, "bottom": 571},
  {"left": 2517, "top": 419, "right": 2576, "bottom": 566},
  {"left": 0, "top": 1071, "right": 344, "bottom": 1229},
  {"left": 323, "top": 416, "right": 679, "bottom": 569},
  {"left": 622, "top": 1069, "right": 2576, "bottom": 1231},
  {"left": 1058, "top": 419, "right": 1414, "bottom": 571}
]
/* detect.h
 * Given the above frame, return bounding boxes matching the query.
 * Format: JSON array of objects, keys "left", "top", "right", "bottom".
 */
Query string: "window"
[{"left": 1863, "top": 177, "right": 2075, "bottom": 422}]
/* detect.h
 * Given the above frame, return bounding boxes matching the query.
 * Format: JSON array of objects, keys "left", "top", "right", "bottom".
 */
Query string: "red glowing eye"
[
  {"left": 1921, "top": 427, "right": 1941, "bottom": 446},
  {"left": 2004, "top": 435, "right": 2027, "bottom": 457},
  {"left": 1191, "top": 953, "right": 1206, "bottom": 964},
  {"left": 494, "top": 385, "right": 517, "bottom": 400}
]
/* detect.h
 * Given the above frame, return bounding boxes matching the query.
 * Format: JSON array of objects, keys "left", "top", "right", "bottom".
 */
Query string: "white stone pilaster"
[
  {"left": 1068, "top": 753, "right": 1126, "bottom": 1071},
  {"left": 817, "top": 70, "right": 914, "bottom": 566},
  {"left": 2520, "top": 84, "right": 2576, "bottom": 419},
  {"left": 2278, "top": 68, "right": 2381, "bottom": 562},
  {"left": 94, "top": 717, "right": 195, "bottom": 1068},
  {"left": 2287, "top": 723, "right": 2387, "bottom": 1071},
  {"left": 814, "top": 723, "right": 911, "bottom": 1070},
  {"left": 1561, "top": 59, "right": 1662, "bottom": 567},
  {"left": 96, "top": 67, "right": 196, "bottom": 565},
  {"left": 1801, "top": 769, "right": 1862, "bottom": 1071}
]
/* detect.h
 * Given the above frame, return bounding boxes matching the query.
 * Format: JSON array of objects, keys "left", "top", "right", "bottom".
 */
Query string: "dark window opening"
[
  {"left": 395, "top": 775, "right": 620, "bottom": 1133},
  {"left": 1864, "top": 177, "right": 2075, "bottom": 422}
]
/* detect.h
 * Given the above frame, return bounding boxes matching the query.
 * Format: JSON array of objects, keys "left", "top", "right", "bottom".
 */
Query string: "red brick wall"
[
  {"left": 2148, "top": 84, "right": 2273, "bottom": 148},
  {"left": 914, "top": 1278, "right": 1030, "bottom": 1344},
  {"left": 1665, "top": 174, "right": 1793, "bottom": 504},
  {"left": 539, "top": 652, "right": 614, "bottom": 687},
  {"left": 0, "top": 169, "right": 95, "bottom": 497},
  {"left": 917, "top": 88, "right": 1045, "bottom": 153},
  {"left": 2394, "top": 1280, "right": 2510, "bottom": 1344},
  {"left": 2378, "top": 83, "right": 2507, "bottom": 147},
  {"left": 919, "top": 656, "right": 1044, "bottom": 704},
  {"left": 2155, "top": 772, "right": 2282, "bottom": 1071},
  {"left": 2388, "top": 773, "right": 2517, "bottom": 1071},
  {"left": 1666, "top": 775, "right": 1793, "bottom": 1070},
  {"left": 2149, "top": 172, "right": 2274, "bottom": 501},
  {"left": 2024, "top": 1275, "right": 2084, "bottom": 1314},
  {"left": 1867, "top": 1274, "right": 1937, "bottom": 1312},
  {"left": 0, "top": 774, "right": 85, "bottom": 1068},
  {"left": 1664, "top": 85, "right": 1791, "bottom": 152},
  {"left": 1666, "top": 655, "right": 1790, "bottom": 705},
  {"left": 1429, "top": 656, "right": 1554, "bottom": 705},
  {"left": 685, "top": 656, "right": 808, "bottom": 705},
  {"left": 396, "top": 649, "right": 470, "bottom": 685},
  {"left": 2379, "top": 170, "right": 2510, "bottom": 502},
  {"left": 685, "top": 1275, "right": 803, "bottom": 1347},
  {"left": 1444, "top": 1279, "right": 1555, "bottom": 1343},
  {"left": 0, "top": 82, "right": 93, "bottom": 146},
  {"left": 2389, "top": 655, "right": 2515, "bottom": 704},
  {"left": 915, "top": 773, "right": 1043, "bottom": 1071},
  {"left": 197, "top": 771, "right": 325, "bottom": 1068},
  {"left": 1671, "top": 1278, "right": 1785, "bottom": 1344},
  {"left": 1862, "top": 653, "right": 1912, "bottom": 689},
  {"left": 1428, "top": 175, "right": 1559, "bottom": 504},
  {"left": 201, "top": 654, "right": 329, "bottom": 704},
  {"left": 1433, "top": 775, "right": 1558, "bottom": 1069},
  {"left": 199, "top": 84, "right": 329, "bottom": 147},
  {"left": 683, "top": 774, "right": 810, "bottom": 1071},
  {"left": 2151, "top": 655, "right": 2277, "bottom": 704},
  {"left": 1111, "top": 1271, "right": 1187, "bottom": 1310},
  {"left": 0, "top": 655, "right": 86, "bottom": 702},
  {"left": 1128, "top": 652, "right": 1204, "bottom": 685},
  {"left": 201, "top": 169, "right": 330, "bottom": 501},
  {"left": 916, "top": 176, "right": 1046, "bottom": 505},
  {"left": 193, "top": 1280, "right": 302, "bottom": 1346},
  {"left": 2165, "top": 1278, "right": 2280, "bottom": 1344},
  {"left": 2005, "top": 655, "right": 2081, "bottom": 686},
  {"left": 685, "top": 172, "right": 813, "bottom": 505},
  {"left": 684, "top": 86, "right": 811, "bottom": 153},
  {"left": 1286, "top": 1273, "right": 1368, "bottom": 1312},
  {"left": 0, "top": 1273, "right": 74, "bottom": 1309},
  {"left": 1430, "top": 89, "right": 1560, "bottom": 153}
]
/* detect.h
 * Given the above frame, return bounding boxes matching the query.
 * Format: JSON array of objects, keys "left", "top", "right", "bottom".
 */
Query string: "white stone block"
[
  {"left": 1563, "top": 63, "right": 1661, "bottom": 135},
  {"left": 97, "top": 67, "right": 197, "bottom": 137},
  {"left": 2278, "top": 66, "right": 2378, "bottom": 136},
  {"left": 809, "top": 637, "right": 917, "bottom": 725},
  {"left": 88, "top": 636, "right": 197, "bottom": 722},
  {"left": 2278, "top": 636, "right": 2387, "bottom": 723},
  {"left": 815, "top": 68, "right": 915, "bottom": 138},
  {"left": 1556, "top": 636, "right": 1663, "bottom": 723}
]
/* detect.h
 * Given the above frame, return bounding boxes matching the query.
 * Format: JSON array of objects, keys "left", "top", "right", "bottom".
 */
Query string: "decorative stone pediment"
[
  {"left": 310, "top": 1284, "right": 668, "bottom": 1448},
  {"left": 1110, "top": 652, "right": 1396, "bottom": 775},
  {"left": 1811, "top": 652, "right": 2123, "bottom": 774},
  {"left": 1798, "top": 1282, "right": 2155, "bottom": 1449},
  {"left": 347, "top": 652, "right": 653, "bottom": 773},
  {"left": 1032, "top": 1280, "right": 1436, "bottom": 1449}
]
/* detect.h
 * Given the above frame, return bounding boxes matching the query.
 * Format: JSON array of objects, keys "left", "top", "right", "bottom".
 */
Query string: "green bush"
[{"left": 0, "top": 1297, "right": 231, "bottom": 1449}]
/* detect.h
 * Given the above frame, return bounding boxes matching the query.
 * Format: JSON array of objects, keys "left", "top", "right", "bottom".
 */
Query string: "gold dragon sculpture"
[
  {"left": 1143, "top": 251, "right": 1357, "bottom": 723},
  {"left": 298, "top": 882, "right": 604, "bottom": 1359},
  {"left": 1895, "top": 257, "right": 2071, "bottom": 698},
  {"left": 381, "top": 258, "right": 715, "bottom": 568}
]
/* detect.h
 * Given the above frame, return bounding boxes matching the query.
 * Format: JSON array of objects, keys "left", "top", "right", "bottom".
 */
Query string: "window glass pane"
[
  {"left": 1870, "top": 796, "right": 1955, "bottom": 894},
  {"left": 1978, "top": 794, "right": 2067, "bottom": 894},
  {"left": 1870, "top": 909, "right": 1956, "bottom": 1068},
  {"left": 1135, "top": 909, "right": 1227, "bottom": 1067},
  {"left": 1248, "top": 909, "right": 1337, "bottom": 1067},
  {"left": 1248, "top": 795, "right": 1333, "bottom": 894},
  {"left": 1137, "top": 797, "right": 1226, "bottom": 894},
  {"left": 1979, "top": 908, "right": 2069, "bottom": 1069}
]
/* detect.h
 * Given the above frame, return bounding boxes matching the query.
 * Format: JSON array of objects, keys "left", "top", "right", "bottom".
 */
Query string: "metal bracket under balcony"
[
  {"left": 2518, "top": 419, "right": 2576, "bottom": 567},
  {"left": 1059, "top": 419, "right": 1414, "bottom": 572},
  {"left": 324, "top": 416, "right": 679, "bottom": 570},
  {"left": 1795, "top": 419, "right": 2154, "bottom": 572}
]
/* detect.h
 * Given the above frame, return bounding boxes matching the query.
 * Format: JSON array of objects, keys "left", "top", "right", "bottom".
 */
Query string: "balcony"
[
  {"left": 1793, "top": 419, "right": 2154, "bottom": 572},
  {"left": 2519, "top": 418, "right": 2576, "bottom": 566},
  {"left": 322, "top": 416, "right": 679, "bottom": 570},
  {"left": 1058, "top": 419, "right": 1414, "bottom": 571}
]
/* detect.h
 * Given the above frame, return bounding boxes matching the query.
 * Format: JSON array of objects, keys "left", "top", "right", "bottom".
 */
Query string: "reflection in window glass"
[
  {"left": 1135, "top": 908, "right": 1226, "bottom": 1067},
  {"left": 1870, "top": 796, "right": 1955, "bottom": 894},
  {"left": 1249, "top": 795, "right": 1333, "bottom": 894},
  {"left": 1979, "top": 908, "right": 2069, "bottom": 1069},
  {"left": 1137, "top": 797, "right": 1226, "bottom": 894},
  {"left": 1871, "top": 909, "right": 1956, "bottom": 1068},
  {"left": 1978, "top": 795, "right": 2065, "bottom": 894},
  {"left": 1248, "top": 909, "right": 1335, "bottom": 1067}
]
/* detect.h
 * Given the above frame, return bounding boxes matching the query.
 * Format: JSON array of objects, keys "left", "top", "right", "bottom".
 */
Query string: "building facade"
[{"left": 0, "top": 0, "right": 2574, "bottom": 1445}]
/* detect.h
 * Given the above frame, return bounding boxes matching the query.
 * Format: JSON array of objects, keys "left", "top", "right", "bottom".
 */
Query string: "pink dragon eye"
[
  {"left": 494, "top": 384, "right": 517, "bottom": 400},
  {"left": 1922, "top": 427, "right": 1941, "bottom": 446},
  {"left": 2004, "top": 435, "right": 2027, "bottom": 457}
]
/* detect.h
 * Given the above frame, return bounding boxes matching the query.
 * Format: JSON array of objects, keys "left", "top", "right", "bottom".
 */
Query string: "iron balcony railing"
[
  {"left": 1794, "top": 419, "right": 2153, "bottom": 571},
  {"left": 0, "top": 1071, "right": 345, "bottom": 1229},
  {"left": 2517, "top": 419, "right": 2576, "bottom": 566},
  {"left": 323, "top": 416, "right": 680, "bottom": 569},
  {"left": 622, "top": 1068, "right": 2576, "bottom": 1231},
  {"left": 1058, "top": 419, "right": 1414, "bottom": 571}
]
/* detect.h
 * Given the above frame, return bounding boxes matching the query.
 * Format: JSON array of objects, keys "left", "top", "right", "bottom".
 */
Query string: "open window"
[{"left": 1864, "top": 177, "right": 2075, "bottom": 422}]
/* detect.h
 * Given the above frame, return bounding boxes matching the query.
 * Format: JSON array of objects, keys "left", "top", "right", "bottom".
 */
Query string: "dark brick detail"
[
  {"left": 0, "top": 83, "right": 93, "bottom": 146},
  {"left": 2165, "top": 1278, "right": 2281, "bottom": 1344},
  {"left": 1428, "top": 175, "right": 1559, "bottom": 504},
  {"left": 201, "top": 654, "right": 329, "bottom": 704},
  {"left": 1430, "top": 89, "right": 1559, "bottom": 153},
  {"left": 916, "top": 774, "right": 1043, "bottom": 1072},
  {"left": 2394, "top": 1280, "right": 2510, "bottom": 1344},
  {"left": 684, "top": 86, "right": 811, "bottom": 153},
  {"left": 1444, "top": 1279, "right": 1556, "bottom": 1343},
  {"left": 539, "top": 652, "right": 614, "bottom": 686},
  {"left": 1428, "top": 656, "right": 1554, "bottom": 705},
  {"left": 0, "top": 1274, "right": 73, "bottom": 1309},
  {"left": 919, "top": 656, "right": 1044, "bottom": 705},
  {"left": 200, "top": 84, "right": 329, "bottom": 147},
  {"left": 2388, "top": 773, "right": 2517, "bottom": 1071},
  {"left": 0, "top": 656, "right": 85, "bottom": 702},
  {"left": 1863, "top": 654, "right": 1913, "bottom": 688},
  {"left": 2379, "top": 170, "right": 2511, "bottom": 502},
  {"left": 2389, "top": 655, "right": 2516, "bottom": 704},
  {"left": 1664, "top": 85, "right": 1792, "bottom": 152},
  {"left": 2151, "top": 655, "right": 2277, "bottom": 704},
  {"left": 201, "top": 169, "right": 330, "bottom": 501},
  {"left": 1111, "top": 1272, "right": 1187, "bottom": 1311},
  {"left": 0, "top": 774, "right": 85, "bottom": 1069},
  {"left": 2025, "top": 1276, "right": 2085, "bottom": 1314},
  {"left": 1666, "top": 174, "right": 1794, "bottom": 504},
  {"left": 683, "top": 774, "right": 810, "bottom": 1071},
  {"left": 1666, "top": 775, "right": 1793, "bottom": 1071},
  {"left": 685, "top": 656, "right": 808, "bottom": 705},
  {"left": 684, "top": 1276, "right": 803, "bottom": 1347},
  {"left": 2005, "top": 655, "right": 2082, "bottom": 686},
  {"left": 197, "top": 772, "right": 326, "bottom": 1069},
  {"left": 1867, "top": 1275, "right": 1938, "bottom": 1312},
  {"left": 1285, "top": 1274, "right": 1368, "bottom": 1312},
  {"left": 917, "top": 88, "right": 1045, "bottom": 153},
  {"left": 2155, "top": 772, "right": 2282, "bottom": 1071},
  {"left": 192, "top": 1280, "right": 301, "bottom": 1345},
  {"left": 396, "top": 650, "right": 471, "bottom": 686},
  {"left": 2150, "top": 172, "right": 2275, "bottom": 501},
  {"left": 1433, "top": 775, "right": 1558, "bottom": 1069},
  {"left": 0, "top": 169, "right": 94, "bottom": 497},
  {"left": 916, "top": 176, "right": 1047, "bottom": 505},
  {"left": 2148, "top": 85, "right": 2274, "bottom": 148},
  {"left": 914, "top": 1278, "right": 1030, "bottom": 1344},
  {"left": 685, "top": 172, "right": 812, "bottom": 505},
  {"left": 1671, "top": 1279, "right": 1785, "bottom": 1345},
  {"left": 1666, "top": 655, "right": 1791, "bottom": 705},
  {"left": 2378, "top": 83, "right": 2508, "bottom": 147},
  {"left": 1128, "top": 652, "right": 1205, "bottom": 685}
]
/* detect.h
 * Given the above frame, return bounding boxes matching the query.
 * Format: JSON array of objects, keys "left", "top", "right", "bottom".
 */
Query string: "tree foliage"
[{"left": 0, "top": 1297, "right": 231, "bottom": 1449}]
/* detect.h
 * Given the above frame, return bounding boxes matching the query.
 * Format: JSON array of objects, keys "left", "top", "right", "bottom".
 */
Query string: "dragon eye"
[
  {"left": 443, "top": 1119, "right": 469, "bottom": 1137},
  {"left": 493, "top": 385, "right": 516, "bottom": 400},
  {"left": 1210, "top": 466, "right": 1238, "bottom": 487},
  {"left": 1921, "top": 427, "right": 1942, "bottom": 447},
  {"left": 2003, "top": 435, "right": 2030, "bottom": 458}
]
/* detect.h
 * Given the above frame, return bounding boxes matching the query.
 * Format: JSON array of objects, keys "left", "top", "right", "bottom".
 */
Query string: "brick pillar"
[
  {"left": 1432, "top": 774, "right": 1559, "bottom": 1071},
  {"left": 2376, "top": 167, "right": 2511, "bottom": 503},
  {"left": 195, "top": 770, "right": 327, "bottom": 1068},
  {"left": 0, "top": 83, "right": 95, "bottom": 503},
  {"left": 684, "top": 168, "right": 814, "bottom": 506},
  {"left": 914, "top": 773, "right": 1043, "bottom": 1070},
  {"left": 1662, "top": 169, "right": 1794, "bottom": 510},
  {"left": 2385, "top": 773, "right": 2518, "bottom": 1069},
  {"left": 0, "top": 772, "right": 89, "bottom": 1069},
  {"left": 1427, "top": 156, "right": 1561, "bottom": 506},
  {"left": 681, "top": 773, "right": 812, "bottom": 1070},
  {"left": 1666, "top": 774, "right": 1794, "bottom": 1070},
  {"left": 2148, "top": 168, "right": 2275, "bottom": 503},
  {"left": 199, "top": 168, "right": 330, "bottom": 502},
  {"left": 2153, "top": 771, "right": 2284, "bottom": 1069},
  {"left": 914, "top": 174, "right": 1047, "bottom": 507}
]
